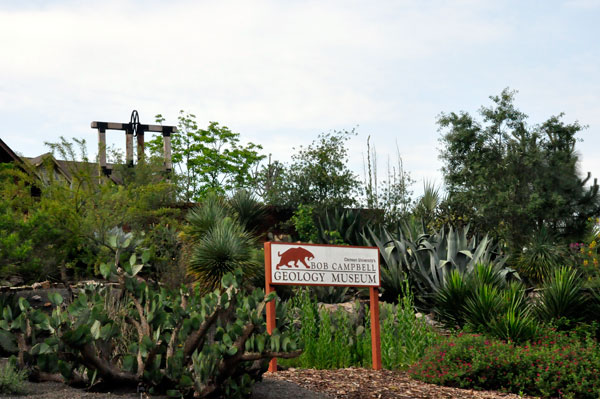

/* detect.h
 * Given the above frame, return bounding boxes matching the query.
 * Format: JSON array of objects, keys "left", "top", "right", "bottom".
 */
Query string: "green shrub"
[
  {"left": 409, "top": 331, "right": 600, "bottom": 398},
  {"left": 282, "top": 289, "right": 371, "bottom": 369},
  {"left": 290, "top": 204, "right": 319, "bottom": 243},
  {"left": 434, "top": 270, "right": 470, "bottom": 328},
  {"left": 282, "top": 286, "right": 438, "bottom": 370},
  {"left": 0, "top": 361, "right": 27, "bottom": 395},
  {"left": 516, "top": 227, "right": 569, "bottom": 284},
  {"left": 434, "top": 265, "right": 537, "bottom": 342},
  {"left": 536, "top": 267, "right": 588, "bottom": 323},
  {"left": 367, "top": 225, "right": 515, "bottom": 308},
  {"left": 380, "top": 291, "right": 438, "bottom": 369}
]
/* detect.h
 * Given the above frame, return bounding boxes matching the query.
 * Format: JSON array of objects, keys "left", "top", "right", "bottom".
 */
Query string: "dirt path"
[{"left": 1, "top": 369, "right": 536, "bottom": 399}]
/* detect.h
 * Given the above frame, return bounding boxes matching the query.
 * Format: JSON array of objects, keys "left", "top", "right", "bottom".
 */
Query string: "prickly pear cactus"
[{"left": 0, "top": 248, "right": 301, "bottom": 398}]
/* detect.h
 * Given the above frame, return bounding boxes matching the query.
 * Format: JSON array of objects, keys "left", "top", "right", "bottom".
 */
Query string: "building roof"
[
  {"left": 1, "top": 139, "right": 121, "bottom": 185},
  {"left": 0, "top": 138, "right": 23, "bottom": 164}
]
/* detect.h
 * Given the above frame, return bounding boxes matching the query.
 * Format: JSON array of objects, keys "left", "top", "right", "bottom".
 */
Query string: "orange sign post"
[{"left": 264, "top": 242, "right": 382, "bottom": 372}]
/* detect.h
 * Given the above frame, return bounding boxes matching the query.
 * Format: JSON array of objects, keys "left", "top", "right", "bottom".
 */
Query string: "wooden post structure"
[
  {"left": 136, "top": 126, "right": 145, "bottom": 162},
  {"left": 369, "top": 286, "right": 382, "bottom": 370},
  {"left": 126, "top": 128, "right": 134, "bottom": 167},
  {"left": 163, "top": 130, "right": 173, "bottom": 173},
  {"left": 91, "top": 110, "right": 177, "bottom": 173},
  {"left": 97, "top": 124, "right": 108, "bottom": 176},
  {"left": 264, "top": 242, "right": 277, "bottom": 372},
  {"left": 264, "top": 242, "right": 382, "bottom": 372}
]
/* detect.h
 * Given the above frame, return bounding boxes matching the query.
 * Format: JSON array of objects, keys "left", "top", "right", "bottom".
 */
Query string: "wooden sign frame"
[{"left": 264, "top": 241, "right": 382, "bottom": 372}]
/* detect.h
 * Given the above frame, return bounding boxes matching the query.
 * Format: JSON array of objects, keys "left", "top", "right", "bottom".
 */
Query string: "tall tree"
[
  {"left": 260, "top": 129, "right": 360, "bottom": 209},
  {"left": 148, "top": 111, "right": 265, "bottom": 201},
  {"left": 439, "top": 89, "right": 599, "bottom": 249}
]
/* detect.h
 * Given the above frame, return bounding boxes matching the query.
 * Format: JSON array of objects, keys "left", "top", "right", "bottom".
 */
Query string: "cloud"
[{"left": 0, "top": 0, "right": 598, "bottom": 195}]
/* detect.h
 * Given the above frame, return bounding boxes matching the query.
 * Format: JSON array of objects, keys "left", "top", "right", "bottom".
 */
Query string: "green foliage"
[
  {"left": 410, "top": 331, "right": 600, "bottom": 398},
  {"left": 310, "top": 286, "right": 349, "bottom": 304},
  {"left": 140, "top": 221, "right": 185, "bottom": 287},
  {"left": 433, "top": 270, "right": 471, "bottom": 328},
  {"left": 412, "top": 181, "right": 443, "bottom": 232},
  {"left": 148, "top": 111, "right": 265, "bottom": 201},
  {"left": 290, "top": 204, "right": 319, "bottom": 243},
  {"left": 367, "top": 224, "right": 513, "bottom": 306},
  {"left": 536, "top": 266, "right": 588, "bottom": 323},
  {"left": 261, "top": 129, "right": 360, "bottom": 208},
  {"left": 439, "top": 88, "right": 600, "bottom": 251},
  {"left": 434, "top": 264, "right": 536, "bottom": 342},
  {"left": 380, "top": 289, "right": 438, "bottom": 369},
  {"left": 228, "top": 189, "right": 266, "bottom": 233},
  {"left": 186, "top": 194, "right": 262, "bottom": 292},
  {"left": 516, "top": 227, "right": 570, "bottom": 285},
  {"left": 316, "top": 208, "right": 371, "bottom": 246},
  {"left": 0, "top": 138, "right": 181, "bottom": 283},
  {"left": 0, "top": 256, "right": 301, "bottom": 398},
  {"left": 281, "top": 289, "right": 371, "bottom": 369},
  {"left": 189, "top": 217, "right": 260, "bottom": 292},
  {"left": 281, "top": 287, "right": 437, "bottom": 370},
  {"left": 0, "top": 361, "right": 27, "bottom": 395}
]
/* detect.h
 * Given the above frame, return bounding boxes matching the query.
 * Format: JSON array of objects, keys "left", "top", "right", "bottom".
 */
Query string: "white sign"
[{"left": 269, "top": 243, "right": 380, "bottom": 287}]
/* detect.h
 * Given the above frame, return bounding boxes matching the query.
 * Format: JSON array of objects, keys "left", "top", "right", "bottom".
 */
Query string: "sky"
[{"left": 1, "top": 0, "right": 599, "bottom": 198}]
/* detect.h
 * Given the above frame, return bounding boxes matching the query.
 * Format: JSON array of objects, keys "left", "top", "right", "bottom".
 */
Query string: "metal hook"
[{"left": 130, "top": 110, "right": 140, "bottom": 137}]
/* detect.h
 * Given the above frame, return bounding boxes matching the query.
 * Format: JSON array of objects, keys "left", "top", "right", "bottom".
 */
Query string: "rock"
[
  {"left": 32, "top": 281, "right": 51, "bottom": 290},
  {"left": 7, "top": 276, "right": 24, "bottom": 286}
]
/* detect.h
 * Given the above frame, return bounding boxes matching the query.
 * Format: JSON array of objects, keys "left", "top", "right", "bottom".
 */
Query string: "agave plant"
[
  {"left": 316, "top": 208, "right": 369, "bottom": 246},
  {"left": 367, "top": 224, "right": 516, "bottom": 309}
]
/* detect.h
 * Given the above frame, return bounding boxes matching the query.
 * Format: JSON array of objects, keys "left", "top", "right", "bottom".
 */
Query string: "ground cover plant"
[
  {"left": 409, "top": 330, "right": 600, "bottom": 398},
  {"left": 0, "top": 361, "right": 27, "bottom": 395}
]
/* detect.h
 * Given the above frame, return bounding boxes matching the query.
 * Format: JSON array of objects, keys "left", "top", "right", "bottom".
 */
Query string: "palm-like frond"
[
  {"left": 188, "top": 218, "right": 260, "bottom": 292},
  {"left": 536, "top": 266, "right": 587, "bottom": 322}
]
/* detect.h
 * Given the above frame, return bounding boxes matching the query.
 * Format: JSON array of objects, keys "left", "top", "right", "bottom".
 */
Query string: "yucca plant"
[
  {"left": 412, "top": 181, "right": 442, "bottom": 230},
  {"left": 536, "top": 266, "right": 588, "bottom": 323},
  {"left": 516, "top": 227, "right": 570, "bottom": 285},
  {"left": 189, "top": 218, "right": 260, "bottom": 292},
  {"left": 434, "top": 264, "right": 535, "bottom": 342},
  {"left": 186, "top": 194, "right": 229, "bottom": 239},
  {"left": 228, "top": 189, "right": 266, "bottom": 232},
  {"left": 464, "top": 284, "right": 504, "bottom": 330},
  {"left": 433, "top": 270, "right": 470, "bottom": 328},
  {"left": 488, "top": 294, "right": 539, "bottom": 342}
]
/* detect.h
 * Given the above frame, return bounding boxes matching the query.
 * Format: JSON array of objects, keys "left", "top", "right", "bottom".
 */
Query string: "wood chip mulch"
[{"left": 265, "top": 368, "right": 537, "bottom": 399}]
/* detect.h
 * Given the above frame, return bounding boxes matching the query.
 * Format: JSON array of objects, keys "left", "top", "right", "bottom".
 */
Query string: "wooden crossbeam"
[
  {"left": 91, "top": 121, "right": 177, "bottom": 134},
  {"left": 91, "top": 119, "right": 177, "bottom": 176}
]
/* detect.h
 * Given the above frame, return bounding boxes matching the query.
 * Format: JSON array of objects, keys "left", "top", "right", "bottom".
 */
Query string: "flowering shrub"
[
  {"left": 570, "top": 217, "right": 600, "bottom": 278},
  {"left": 409, "top": 331, "right": 600, "bottom": 398}
]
